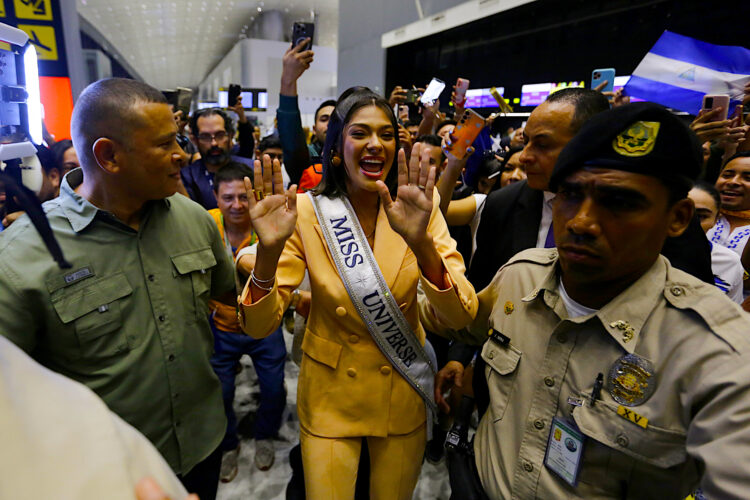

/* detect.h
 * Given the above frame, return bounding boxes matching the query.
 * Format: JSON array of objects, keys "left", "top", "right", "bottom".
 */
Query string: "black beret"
[{"left": 549, "top": 102, "right": 702, "bottom": 192}]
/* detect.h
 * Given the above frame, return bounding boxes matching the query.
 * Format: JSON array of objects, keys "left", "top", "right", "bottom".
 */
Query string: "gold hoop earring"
[{"left": 331, "top": 153, "right": 342, "bottom": 167}]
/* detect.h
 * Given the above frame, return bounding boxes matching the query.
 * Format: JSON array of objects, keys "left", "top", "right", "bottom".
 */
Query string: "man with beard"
[{"left": 181, "top": 108, "right": 252, "bottom": 210}]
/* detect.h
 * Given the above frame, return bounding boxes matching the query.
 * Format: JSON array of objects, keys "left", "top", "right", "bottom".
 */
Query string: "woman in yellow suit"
[{"left": 238, "top": 88, "right": 477, "bottom": 499}]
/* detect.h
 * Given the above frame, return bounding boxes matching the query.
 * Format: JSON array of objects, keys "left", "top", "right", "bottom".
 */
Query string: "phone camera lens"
[{"left": 705, "top": 98, "right": 713, "bottom": 107}]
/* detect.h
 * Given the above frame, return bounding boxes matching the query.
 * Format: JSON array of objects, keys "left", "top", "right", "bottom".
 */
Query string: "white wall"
[
  {"left": 337, "top": 0, "right": 466, "bottom": 95},
  {"left": 198, "top": 38, "right": 337, "bottom": 132}
]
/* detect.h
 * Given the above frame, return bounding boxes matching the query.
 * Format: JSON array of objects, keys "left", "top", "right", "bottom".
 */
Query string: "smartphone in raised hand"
[
  {"left": 405, "top": 88, "right": 421, "bottom": 104},
  {"left": 421, "top": 78, "right": 446, "bottom": 105},
  {"left": 591, "top": 68, "right": 615, "bottom": 93},
  {"left": 227, "top": 84, "right": 241, "bottom": 108},
  {"left": 454, "top": 78, "right": 470, "bottom": 105},
  {"left": 444, "top": 108, "right": 485, "bottom": 160},
  {"left": 291, "top": 22, "right": 315, "bottom": 49},
  {"left": 175, "top": 87, "right": 193, "bottom": 117},
  {"left": 702, "top": 94, "right": 730, "bottom": 121}
]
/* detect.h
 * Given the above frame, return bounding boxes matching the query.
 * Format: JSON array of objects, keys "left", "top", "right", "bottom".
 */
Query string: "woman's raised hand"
[
  {"left": 376, "top": 142, "right": 436, "bottom": 248},
  {"left": 244, "top": 154, "right": 298, "bottom": 251}
]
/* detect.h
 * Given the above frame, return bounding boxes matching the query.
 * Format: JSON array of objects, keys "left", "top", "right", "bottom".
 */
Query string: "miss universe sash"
[{"left": 308, "top": 192, "right": 438, "bottom": 427}]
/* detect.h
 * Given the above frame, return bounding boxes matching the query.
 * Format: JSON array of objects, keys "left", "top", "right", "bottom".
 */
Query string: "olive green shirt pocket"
[
  {"left": 50, "top": 272, "right": 134, "bottom": 361},
  {"left": 171, "top": 247, "right": 217, "bottom": 323}
]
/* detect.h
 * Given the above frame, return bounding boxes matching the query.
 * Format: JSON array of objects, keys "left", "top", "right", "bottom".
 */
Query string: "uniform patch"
[
  {"left": 616, "top": 405, "right": 649, "bottom": 429},
  {"left": 608, "top": 353, "right": 655, "bottom": 406},
  {"left": 488, "top": 329, "right": 510, "bottom": 346},
  {"left": 612, "top": 121, "right": 660, "bottom": 157},
  {"left": 504, "top": 301, "right": 514, "bottom": 315},
  {"left": 64, "top": 267, "right": 93, "bottom": 285}
]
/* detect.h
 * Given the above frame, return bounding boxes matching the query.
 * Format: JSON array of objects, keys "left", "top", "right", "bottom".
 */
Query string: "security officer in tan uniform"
[{"left": 436, "top": 102, "right": 750, "bottom": 499}]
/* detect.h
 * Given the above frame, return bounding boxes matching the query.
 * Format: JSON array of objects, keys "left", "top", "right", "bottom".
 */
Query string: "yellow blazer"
[{"left": 239, "top": 192, "right": 476, "bottom": 438}]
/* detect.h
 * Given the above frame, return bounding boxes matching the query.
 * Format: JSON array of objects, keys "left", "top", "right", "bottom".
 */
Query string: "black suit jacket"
[{"left": 468, "top": 180, "right": 544, "bottom": 290}]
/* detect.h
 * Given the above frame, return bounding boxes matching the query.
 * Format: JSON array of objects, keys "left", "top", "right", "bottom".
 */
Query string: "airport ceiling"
[{"left": 76, "top": 0, "right": 339, "bottom": 90}]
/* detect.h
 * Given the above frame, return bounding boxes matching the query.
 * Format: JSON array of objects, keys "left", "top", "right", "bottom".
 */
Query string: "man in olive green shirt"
[{"left": 0, "top": 78, "right": 235, "bottom": 500}]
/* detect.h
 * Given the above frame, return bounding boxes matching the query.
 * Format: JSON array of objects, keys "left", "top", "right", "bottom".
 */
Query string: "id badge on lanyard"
[{"left": 544, "top": 416, "right": 586, "bottom": 487}]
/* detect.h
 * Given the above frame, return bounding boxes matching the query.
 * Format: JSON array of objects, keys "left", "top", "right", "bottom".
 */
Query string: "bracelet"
[
  {"left": 250, "top": 270, "right": 275, "bottom": 285},
  {"left": 251, "top": 271, "right": 275, "bottom": 291}
]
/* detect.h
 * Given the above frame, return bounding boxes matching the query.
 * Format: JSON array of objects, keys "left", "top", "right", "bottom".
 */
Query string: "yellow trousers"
[{"left": 299, "top": 423, "right": 427, "bottom": 500}]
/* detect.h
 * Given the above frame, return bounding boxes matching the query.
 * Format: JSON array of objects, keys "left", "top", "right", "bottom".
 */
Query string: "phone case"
[
  {"left": 292, "top": 23, "right": 314, "bottom": 49},
  {"left": 702, "top": 95, "right": 730, "bottom": 121},
  {"left": 591, "top": 68, "right": 615, "bottom": 93},
  {"left": 446, "top": 109, "right": 485, "bottom": 160},
  {"left": 455, "top": 78, "right": 470, "bottom": 104},
  {"left": 228, "top": 85, "right": 241, "bottom": 107}
]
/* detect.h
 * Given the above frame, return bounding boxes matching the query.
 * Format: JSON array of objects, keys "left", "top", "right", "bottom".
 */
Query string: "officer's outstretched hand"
[{"left": 435, "top": 360, "right": 464, "bottom": 414}]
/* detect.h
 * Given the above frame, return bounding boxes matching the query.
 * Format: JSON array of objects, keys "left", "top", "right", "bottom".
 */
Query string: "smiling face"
[
  {"left": 341, "top": 104, "right": 397, "bottom": 196},
  {"left": 715, "top": 157, "right": 750, "bottom": 211},
  {"left": 216, "top": 179, "right": 250, "bottom": 227},
  {"left": 554, "top": 167, "right": 692, "bottom": 306},
  {"left": 520, "top": 101, "right": 577, "bottom": 191},
  {"left": 118, "top": 102, "right": 186, "bottom": 200}
]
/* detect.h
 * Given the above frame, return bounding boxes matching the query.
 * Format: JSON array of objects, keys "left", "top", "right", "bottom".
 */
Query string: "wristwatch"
[{"left": 288, "top": 289, "right": 301, "bottom": 313}]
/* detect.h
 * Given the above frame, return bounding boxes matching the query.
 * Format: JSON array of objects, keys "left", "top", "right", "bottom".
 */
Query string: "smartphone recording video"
[
  {"left": 702, "top": 94, "right": 730, "bottom": 121},
  {"left": 421, "top": 78, "right": 446, "bottom": 105},
  {"left": 292, "top": 22, "right": 315, "bottom": 50},
  {"left": 228, "top": 84, "right": 241, "bottom": 108}
]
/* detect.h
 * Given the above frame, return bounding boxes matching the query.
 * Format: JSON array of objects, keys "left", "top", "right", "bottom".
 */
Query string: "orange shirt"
[
  {"left": 207, "top": 208, "right": 256, "bottom": 332},
  {"left": 297, "top": 164, "right": 323, "bottom": 192}
]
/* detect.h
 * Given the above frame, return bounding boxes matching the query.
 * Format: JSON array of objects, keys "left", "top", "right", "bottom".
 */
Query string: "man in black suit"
[{"left": 468, "top": 88, "right": 610, "bottom": 289}]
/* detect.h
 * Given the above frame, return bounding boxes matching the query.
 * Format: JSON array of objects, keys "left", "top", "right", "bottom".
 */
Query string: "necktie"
[{"left": 544, "top": 221, "right": 555, "bottom": 248}]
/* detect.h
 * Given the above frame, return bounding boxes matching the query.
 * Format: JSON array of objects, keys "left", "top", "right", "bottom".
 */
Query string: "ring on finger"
[
  {"left": 417, "top": 184, "right": 426, "bottom": 190},
  {"left": 254, "top": 189, "right": 265, "bottom": 201}
]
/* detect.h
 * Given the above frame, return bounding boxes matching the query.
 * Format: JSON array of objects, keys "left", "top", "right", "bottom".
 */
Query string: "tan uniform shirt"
[{"left": 461, "top": 248, "right": 750, "bottom": 500}]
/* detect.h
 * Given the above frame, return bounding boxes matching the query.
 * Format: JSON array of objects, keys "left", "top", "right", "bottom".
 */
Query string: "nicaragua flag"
[{"left": 624, "top": 31, "right": 750, "bottom": 114}]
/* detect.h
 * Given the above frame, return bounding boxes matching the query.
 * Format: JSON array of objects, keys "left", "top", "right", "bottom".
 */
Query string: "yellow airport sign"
[
  {"left": 17, "top": 24, "right": 57, "bottom": 60},
  {"left": 13, "top": 0, "right": 52, "bottom": 21}
]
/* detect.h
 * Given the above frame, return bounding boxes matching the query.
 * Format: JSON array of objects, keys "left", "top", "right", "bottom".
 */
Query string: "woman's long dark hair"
[{"left": 314, "top": 87, "right": 400, "bottom": 199}]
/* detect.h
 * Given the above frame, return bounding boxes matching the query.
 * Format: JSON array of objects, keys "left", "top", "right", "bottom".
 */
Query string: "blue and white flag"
[{"left": 624, "top": 31, "right": 750, "bottom": 114}]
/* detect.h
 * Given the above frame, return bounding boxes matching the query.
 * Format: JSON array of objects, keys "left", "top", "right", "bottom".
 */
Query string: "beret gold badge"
[{"left": 612, "top": 121, "right": 660, "bottom": 157}]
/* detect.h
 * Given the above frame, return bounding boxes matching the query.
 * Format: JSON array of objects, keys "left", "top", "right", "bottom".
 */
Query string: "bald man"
[{"left": 0, "top": 78, "right": 236, "bottom": 500}]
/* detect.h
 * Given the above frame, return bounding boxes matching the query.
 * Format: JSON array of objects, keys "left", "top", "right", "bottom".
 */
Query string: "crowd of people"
[{"left": 2, "top": 35, "right": 750, "bottom": 500}]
